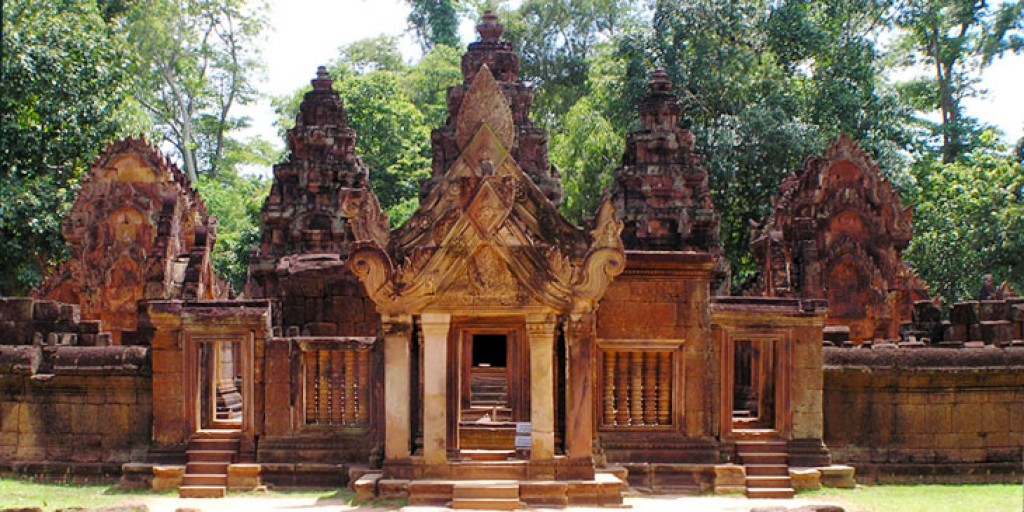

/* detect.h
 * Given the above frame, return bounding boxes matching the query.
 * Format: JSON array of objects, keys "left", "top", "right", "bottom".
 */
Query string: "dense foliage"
[{"left": 1, "top": 0, "right": 144, "bottom": 294}]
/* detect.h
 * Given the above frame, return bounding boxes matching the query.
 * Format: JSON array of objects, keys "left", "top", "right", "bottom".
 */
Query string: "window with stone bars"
[
  {"left": 598, "top": 348, "right": 674, "bottom": 428},
  {"left": 302, "top": 347, "right": 371, "bottom": 427}
]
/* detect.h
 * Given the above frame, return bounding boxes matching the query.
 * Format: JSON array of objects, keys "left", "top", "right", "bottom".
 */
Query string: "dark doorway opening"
[
  {"left": 731, "top": 339, "right": 776, "bottom": 430},
  {"left": 472, "top": 334, "right": 507, "bottom": 367}
]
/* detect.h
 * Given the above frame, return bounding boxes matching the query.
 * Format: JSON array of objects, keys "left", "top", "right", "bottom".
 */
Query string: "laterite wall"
[{"left": 824, "top": 347, "right": 1024, "bottom": 483}]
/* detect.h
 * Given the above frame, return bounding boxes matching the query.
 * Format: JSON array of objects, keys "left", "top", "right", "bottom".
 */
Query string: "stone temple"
[{"left": 2, "top": 11, "right": 1022, "bottom": 507}]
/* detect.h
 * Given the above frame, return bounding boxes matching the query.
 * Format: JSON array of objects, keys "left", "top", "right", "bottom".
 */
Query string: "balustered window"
[
  {"left": 598, "top": 345, "right": 676, "bottom": 429},
  {"left": 301, "top": 344, "right": 372, "bottom": 428}
]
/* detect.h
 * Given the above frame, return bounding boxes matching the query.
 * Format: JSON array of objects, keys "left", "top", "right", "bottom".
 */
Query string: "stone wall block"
[
  {"left": 0, "top": 297, "right": 35, "bottom": 322},
  {"left": 950, "top": 302, "right": 979, "bottom": 325}
]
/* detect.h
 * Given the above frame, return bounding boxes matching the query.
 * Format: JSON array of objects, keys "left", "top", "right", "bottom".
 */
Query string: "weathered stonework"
[
  {"left": 611, "top": 70, "right": 728, "bottom": 294},
  {"left": 19, "top": 9, "right": 1024, "bottom": 496},
  {"left": 824, "top": 346, "right": 1024, "bottom": 483},
  {"left": 36, "top": 137, "right": 223, "bottom": 344},
  {"left": 751, "top": 135, "right": 929, "bottom": 342}
]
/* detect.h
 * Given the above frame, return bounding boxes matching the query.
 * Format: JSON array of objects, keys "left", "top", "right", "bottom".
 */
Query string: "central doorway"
[
  {"left": 449, "top": 320, "right": 529, "bottom": 459},
  {"left": 465, "top": 334, "right": 510, "bottom": 422}
]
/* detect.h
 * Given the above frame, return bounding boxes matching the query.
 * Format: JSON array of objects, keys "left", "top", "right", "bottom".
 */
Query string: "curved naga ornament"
[
  {"left": 572, "top": 196, "right": 626, "bottom": 313},
  {"left": 348, "top": 240, "right": 399, "bottom": 313}
]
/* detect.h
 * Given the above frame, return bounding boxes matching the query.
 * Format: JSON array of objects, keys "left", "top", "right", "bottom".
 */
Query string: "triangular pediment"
[{"left": 350, "top": 64, "right": 624, "bottom": 316}]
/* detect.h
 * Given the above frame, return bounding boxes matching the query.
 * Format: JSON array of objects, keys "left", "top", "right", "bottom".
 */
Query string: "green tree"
[
  {"left": 195, "top": 173, "right": 269, "bottom": 292},
  {"left": 550, "top": 96, "right": 623, "bottom": 224},
  {"left": 499, "top": 0, "right": 640, "bottom": 127},
  {"left": 123, "top": 0, "right": 270, "bottom": 181},
  {"left": 905, "top": 131, "right": 1024, "bottom": 300},
  {"left": 593, "top": 0, "right": 912, "bottom": 286},
  {"left": 894, "top": 0, "right": 1024, "bottom": 162},
  {"left": 405, "top": 0, "right": 462, "bottom": 51},
  {"left": 400, "top": 44, "right": 463, "bottom": 128},
  {"left": 1, "top": 0, "right": 145, "bottom": 295}
]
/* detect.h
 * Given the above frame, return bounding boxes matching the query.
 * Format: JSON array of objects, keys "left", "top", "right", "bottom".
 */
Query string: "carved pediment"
[{"left": 351, "top": 64, "right": 624, "bottom": 316}]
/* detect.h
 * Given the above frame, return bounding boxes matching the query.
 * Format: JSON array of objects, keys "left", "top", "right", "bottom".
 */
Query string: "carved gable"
[
  {"left": 352, "top": 65, "right": 624, "bottom": 316},
  {"left": 751, "top": 135, "right": 929, "bottom": 342},
  {"left": 35, "top": 137, "right": 222, "bottom": 343},
  {"left": 423, "top": 11, "right": 563, "bottom": 205}
]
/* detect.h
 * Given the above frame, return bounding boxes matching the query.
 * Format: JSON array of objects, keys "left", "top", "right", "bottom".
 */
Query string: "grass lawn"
[
  {"left": 802, "top": 484, "right": 1024, "bottom": 512},
  {"left": 0, "top": 476, "right": 348, "bottom": 511},
  {"left": 0, "top": 477, "right": 157, "bottom": 510}
]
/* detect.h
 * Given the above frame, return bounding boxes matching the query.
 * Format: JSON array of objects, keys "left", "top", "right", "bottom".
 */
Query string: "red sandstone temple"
[{"left": 2, "top": 11, "right": 1022, "bottom": 505}]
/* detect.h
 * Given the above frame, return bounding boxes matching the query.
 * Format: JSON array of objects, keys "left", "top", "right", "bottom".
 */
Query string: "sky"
[{"left": 239, "top": 0, "right": 1024, "bottom": 156}]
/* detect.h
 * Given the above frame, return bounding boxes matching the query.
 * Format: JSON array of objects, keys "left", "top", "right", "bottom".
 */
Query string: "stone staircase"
[
  {"left": 179, "top": 429, "right": 240, "bottom": 498},
  {"left": 735, "top": 438, "right": 795, "bottom": 499},
  {"left": 450, "top": 480, "right": 524, "bottom": 510}
]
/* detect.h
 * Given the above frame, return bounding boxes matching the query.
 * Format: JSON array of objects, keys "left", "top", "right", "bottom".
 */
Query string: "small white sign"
[
  {"left": 514, "top": 435, "right": 531, "bottom": 449},
  {"left": 515, "top": 422, "right": 532, "bottom": 434}
]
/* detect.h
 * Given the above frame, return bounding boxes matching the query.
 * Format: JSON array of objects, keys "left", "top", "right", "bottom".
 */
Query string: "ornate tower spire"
[
  {"left": 425, "top": 10, "right": 563, "bottom": 205},
  {"left": 247, "top": 67, "right": 389, "bottom": 298},
  {"left": 612, "top": 69, "right": 729, "bottom": 292}
]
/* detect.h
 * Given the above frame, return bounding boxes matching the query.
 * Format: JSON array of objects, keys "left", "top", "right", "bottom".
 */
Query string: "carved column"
[
  {"left": 564, "top": 313, "right": 596, "bottom": 478},
  {"left": 420, "top": 313, "right": 451, "bottom": 465},
  {"left": 382, "top": 315, "right": 413, "bottom": 462},
  {"left": 527, "top": 314, "right": 557, "bottom": 466}
]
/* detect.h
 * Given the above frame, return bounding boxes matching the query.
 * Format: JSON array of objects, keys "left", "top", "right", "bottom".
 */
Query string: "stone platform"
[{"left": 353, "top": 472, "right": 627, "bottom": 508}]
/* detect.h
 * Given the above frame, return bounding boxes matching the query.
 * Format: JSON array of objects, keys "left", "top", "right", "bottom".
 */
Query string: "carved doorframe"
[
  {"left": 445, "top": 316, "right": 529, "bottom": 456},
  {"left": 183, "top": 330, "right": 256, "bottom": 450},
  {"left": 718, "top": 328, "right": 792, "bottom": 438}
]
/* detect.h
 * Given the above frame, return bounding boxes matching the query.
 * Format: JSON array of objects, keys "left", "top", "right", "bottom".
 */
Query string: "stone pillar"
[
  {"left": 564, "top": 313, "right": 596, "bottom": 477},
  {"left": 382, "top": 315, "right": 413, "bottom": 462},
  {"left": 527, "top": 314, "right": 557, "bottom": 463},
  {"left": 420, "top": 313, "right": 451, "bottom": 465}
]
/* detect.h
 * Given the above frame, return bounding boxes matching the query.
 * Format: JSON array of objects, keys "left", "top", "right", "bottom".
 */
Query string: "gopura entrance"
[{"left": 350, "top": 15, "right": 626, "bottom": 483}]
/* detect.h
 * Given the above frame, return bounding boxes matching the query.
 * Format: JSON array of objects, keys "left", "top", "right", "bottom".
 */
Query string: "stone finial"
[
  {"left": 477, "top": 10, "right": 503, "bottom": 42},
  {"left": 649, "top": 68, "right": 672, "bottom": 94},
  {"left": 311, "top": 65, "right": 333, "bottom": 90}
]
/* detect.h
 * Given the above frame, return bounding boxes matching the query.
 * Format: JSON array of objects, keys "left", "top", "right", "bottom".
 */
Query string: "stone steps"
[
  {"left": 179, "top": 428, "right": 240, "bottom": 498},
  {"left": 179, "top": 485, "right": 227, "bottom": 498},
  {"left": 461, "top": 449, "right": 517, "bottom": 461},
  {"left": 450, "top": 480, "right": 521, "bottom": 510},
  {"left": 736, "top": 438, "right": 794, "bottom": 499}
]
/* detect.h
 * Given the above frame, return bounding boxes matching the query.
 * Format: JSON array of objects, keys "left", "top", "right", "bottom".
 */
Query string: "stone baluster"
[
  {"left": 643, "top": 352, "right": 658, "bottom": 425},
  {"left": 318, "top": 350, "right": 330, "bottom": 422},
  {"left": 344, "top": 349, "right": 357, "bottom": 424},
  {"left": 630, "top": 351, "right": 643, "bottom": 424},
  {"left": 304, "top": 350, "right": 316, "bottom": 423},
  {"left": 657, "top": 352, "right": 672, "bottom": 425},
  {"left": 615, "top": 352, "right": 630, "bottom": 425},
  {"left": 357, "top": 349, "right": 370, "bottom": 424},
  {"left": 603, "top": 351, "right": 616, "bottom": 425},
  {"left": 328, "top": 350, "right": 341, "bottom": 424}
]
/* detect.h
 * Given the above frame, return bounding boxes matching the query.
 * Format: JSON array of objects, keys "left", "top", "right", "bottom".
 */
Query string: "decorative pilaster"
[
  {"left": 564, "top": 313, "right": 597, "bottom": 478},
  {"left": 382, "top": 315, "right": 413, "bottom": 462},
  {"left": 420, "top": 313, "right": 451, "bottom": 465},
  {"left": 526, "top": 314, "right": 557, "bottom": 464}
]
